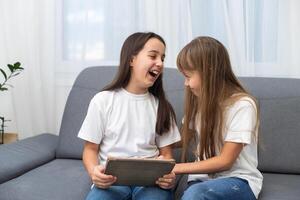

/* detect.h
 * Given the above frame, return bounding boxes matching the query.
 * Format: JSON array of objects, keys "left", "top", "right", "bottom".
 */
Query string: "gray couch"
[{"left": 0, "top": 66, "right": 299, "bottom": 200}]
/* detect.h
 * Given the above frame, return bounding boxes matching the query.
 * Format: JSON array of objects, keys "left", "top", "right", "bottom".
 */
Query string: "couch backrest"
[
  {"left": 239, "top": 77, "right": 300, "bottom": 174},
  {"left": 56, "top": 66, "right": 300, "bottom": 175},
  {"left": 56, "top": 66, "right": 185, "bottom": 159}
]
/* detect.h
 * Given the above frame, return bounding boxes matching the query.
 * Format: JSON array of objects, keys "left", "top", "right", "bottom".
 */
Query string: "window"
[{"left": 191, "top": 0, "right": 278, "bottom": 63}]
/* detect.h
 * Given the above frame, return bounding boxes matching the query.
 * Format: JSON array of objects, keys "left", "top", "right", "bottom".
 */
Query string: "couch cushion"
[
  {"left": 258, "top": 97, "right": 300, "bottom": 173},
  {"left": 56, "top": 67, "right": 117, "bottom": 159},
  {"left": 0, "top": 134, "right": 58, "bottom": 184},
  {"left": 56, "top": 87, "right": 102, "bottom": 159},
  {"left": 0, "top": 159, "right": 91, "bottom": 200},
  {"left": 258, "top": 173, "right": 300, "bottom": 200},
  {"left": 239, "top": 77, "right": 300, "bottom": 173},
  {"left": 56, "top": 66, "right": 185, "bottom": 159},
  {"left": 163, "top": 68, "right": 185, "bottom": 126}
]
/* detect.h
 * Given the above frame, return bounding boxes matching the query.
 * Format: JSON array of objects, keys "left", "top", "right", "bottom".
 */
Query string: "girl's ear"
[{"left": 130, "top": 56, "right": 136, "bottom": 67}]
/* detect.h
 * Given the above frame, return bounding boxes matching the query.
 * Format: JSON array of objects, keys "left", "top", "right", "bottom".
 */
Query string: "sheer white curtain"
[
  {"left": 277, "top": 0, "right": 300, "bottom": 77},
  {"left": 59, "top": 0, "right": 192, "bottom": 71},
  {"left": 0, "top": 0, "right": 56, "bottom": 139},
  {"left": 191, "top": 0, "right": 300, "bottom": 78}
]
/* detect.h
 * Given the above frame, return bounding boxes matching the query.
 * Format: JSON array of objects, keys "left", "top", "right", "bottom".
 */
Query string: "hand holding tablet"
[{"left": 105, "top": 157, "right": 176, "bottom": 186}]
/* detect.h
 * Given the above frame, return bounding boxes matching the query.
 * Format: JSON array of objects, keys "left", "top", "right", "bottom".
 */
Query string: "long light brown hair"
[
  {"left": 177, "top": 36, "right": 258, "bottom": 161},
  {"left": 103, "top": 32, "right": 176, "bottom": 135}
]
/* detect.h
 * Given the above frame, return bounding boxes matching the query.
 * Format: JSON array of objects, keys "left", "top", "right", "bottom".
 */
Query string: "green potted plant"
[
  {"left": 0, "top": 62, "right": 24, "bottom": 91},
  {"left": 0, "top": 62, "right": 24, "bottom": 144}
]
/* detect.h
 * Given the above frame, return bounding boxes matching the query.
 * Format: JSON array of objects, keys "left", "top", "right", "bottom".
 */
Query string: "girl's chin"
[
  {"left": 191, "top": 89, "right": 199, "bottom": 96},
  {"left": 145, "top": 82, "right": 155, "bottom": 88},
  {"left": 147, "top": 74, "right": 158, "bottom": 82},
  {"left": 146, "top": 76, "right": 157, "bottom": 85}
]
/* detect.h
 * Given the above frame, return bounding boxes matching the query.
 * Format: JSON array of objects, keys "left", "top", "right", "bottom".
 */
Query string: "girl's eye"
[
  {"left": 149, "top": 54, "right": 164, "bottom": 62},
  {"left": 183, "top": 73, "right": 190, "bottom": 79}
]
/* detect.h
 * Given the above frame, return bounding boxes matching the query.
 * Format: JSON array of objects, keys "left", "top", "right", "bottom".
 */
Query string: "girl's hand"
[
  {"left": 91, "top": 165, "right": 117, "bottom": 189},
  {"left": 156, "top": 171, "right": 176, "bottom": 189}
]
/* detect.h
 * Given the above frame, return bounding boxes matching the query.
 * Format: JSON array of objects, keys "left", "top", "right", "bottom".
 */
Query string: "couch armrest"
[{"left": 0, "top": 133, "right": 59, "bottom": 184}]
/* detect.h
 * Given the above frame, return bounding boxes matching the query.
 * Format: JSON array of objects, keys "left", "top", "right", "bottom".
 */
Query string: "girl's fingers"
[
  {"left": 92, "top": 165, "right": 117, "bottom": 186},
  {"left": 94, "top": 178, "right": 116, "bottom": 189},
  {"left": 156, "top": 179, "right": 175, "bottom": 189},
  {"left": 93, "top": 176, "right": 116, "bottom": 185},
  {"left": 163, "top": 171, "right": 176, "bottom": 179},
  {"left": 98, "top": 172, "right": 115, "bottom": 181},
  {"left": 158, "top": 177, "right": 173, "bottom": 183},
  {"left": 93, "top": 176, "right": 117, "bottom": 188},
  {"left": 156, "top": 173, "right": 176, "bottom": 189}
]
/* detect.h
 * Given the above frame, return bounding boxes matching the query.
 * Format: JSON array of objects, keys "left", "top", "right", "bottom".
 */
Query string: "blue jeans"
[
  {"left": 182, "top": 177, "right": 256, "bottom": 200},
  {"left": 86, "top": 185, "right": 173, "bottom": 200}
]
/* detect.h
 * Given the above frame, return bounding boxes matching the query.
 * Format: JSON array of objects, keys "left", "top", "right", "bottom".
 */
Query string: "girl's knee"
[
  {"left": 181, "top": 184, "right": 209, "bottom": 200},
  {"left": 133, "top": 186, "right": 172, "bottom": 200},
  {"left": 86, "top": 186, "right": 131, "bottom": 200}
]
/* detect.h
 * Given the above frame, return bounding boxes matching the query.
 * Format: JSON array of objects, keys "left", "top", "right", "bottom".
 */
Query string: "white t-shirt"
[
  {"left": 188, "top": 97, "right": 263, "bottom": 199},
  {"left": 78, "top": 88, "right": 181, "bottom": 166}
]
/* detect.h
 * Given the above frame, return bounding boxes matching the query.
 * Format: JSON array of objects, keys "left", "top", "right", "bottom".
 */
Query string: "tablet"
[{"left": 104, "top": 157, "right": 176, "bottom": 186}]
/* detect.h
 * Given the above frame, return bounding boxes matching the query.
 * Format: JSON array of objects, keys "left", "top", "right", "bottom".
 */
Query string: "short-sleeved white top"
[
  {"left": 78, "top": 88, "right": 181, "bottom": 166},
  {"left": 188, "top": 97, "right": 263, "bottom": 199}
]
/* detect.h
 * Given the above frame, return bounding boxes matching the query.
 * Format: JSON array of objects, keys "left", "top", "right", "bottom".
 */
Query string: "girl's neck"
[{"left": 125, "top": 82, "right": 148, "bottom": 94}]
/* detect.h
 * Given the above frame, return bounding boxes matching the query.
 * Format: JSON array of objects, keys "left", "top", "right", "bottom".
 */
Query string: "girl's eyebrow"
[{"left": 148, "top": 50, "right": 165, "bottom": 57}]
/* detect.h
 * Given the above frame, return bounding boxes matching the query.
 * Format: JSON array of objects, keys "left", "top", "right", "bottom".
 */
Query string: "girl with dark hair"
[
  {"left": 78, "top": 32, "right": 180, "bottom": 200},
  {"left": 173, "top": 36, "right": 263, "bottom": 200}
]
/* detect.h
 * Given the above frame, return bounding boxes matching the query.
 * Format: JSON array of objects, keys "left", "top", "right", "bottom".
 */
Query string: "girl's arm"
[
  {"left": 82, "top": 141, "right": 100, "bottom": 177},
  {"left": 157, "top": 144, "right": 176, "bottom": 189},
  {"left": 158, "top": 145, "right": 173, "bottom": 159},
  {"left": 82, "top": 141, "right": 116, "bottom": 188},
  {"left": 173, "top": 142, "right": 243, "bottom": 174},
  {"left": 171, "top": 140, "right": 183, "bottom": 148}
]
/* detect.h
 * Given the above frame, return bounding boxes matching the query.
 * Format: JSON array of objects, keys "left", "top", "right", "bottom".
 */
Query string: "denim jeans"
[
  {"left": 86, "top": 185, "right": 172, "bottom": 200},
  {"left": 181, "top": 177, "right": 256, "bottom": 200}
]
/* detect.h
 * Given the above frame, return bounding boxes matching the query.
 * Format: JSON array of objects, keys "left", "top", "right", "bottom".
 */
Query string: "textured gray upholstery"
[
  {"left": 0, "top": 67, "right": 299, "bottom": 200},
  {"left": 239, "top": 77, "right": 300, "bottom": 174},
  {"left": 258, "top": 173, "right": 300, "bottom": 200},
  {"left": 0, "top": 134, "right": 58, "bottom": 184},
  {"left": 56, "top": 67, "right": 126, "bottom": 159},
  {"left": 0, "top": 159, "right": 90, "bottom": 200}
]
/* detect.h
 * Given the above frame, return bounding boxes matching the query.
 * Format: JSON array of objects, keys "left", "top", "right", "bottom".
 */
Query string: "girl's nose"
[
  {"left": 156, "top": 58, "right": 163, "bottom": 68},
  {"left": 184, "top": 79, "right": 189, "bottom": 86}
]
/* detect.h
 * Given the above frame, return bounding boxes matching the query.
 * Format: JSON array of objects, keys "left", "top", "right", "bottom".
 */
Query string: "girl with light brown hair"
[{"left": 173, "top": 36, "right": 263, "bottom": 200}]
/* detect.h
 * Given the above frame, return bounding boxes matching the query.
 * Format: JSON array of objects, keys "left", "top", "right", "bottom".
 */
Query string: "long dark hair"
[{"left": 103, "top": 32, "right": 176, "bottom": 135}]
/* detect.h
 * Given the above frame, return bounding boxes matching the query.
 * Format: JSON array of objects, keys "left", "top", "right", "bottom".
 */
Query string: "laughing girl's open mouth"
[{"left": 149, "top": 69, "right": 160, "bottom": 78}]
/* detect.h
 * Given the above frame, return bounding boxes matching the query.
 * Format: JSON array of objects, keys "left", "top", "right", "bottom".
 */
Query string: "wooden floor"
[{"left": 1, "top": 133, "right": 18, "bottom": 144}]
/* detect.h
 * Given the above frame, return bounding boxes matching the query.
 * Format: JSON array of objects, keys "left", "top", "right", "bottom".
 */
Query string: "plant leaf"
[
  {"left": 14, "top": 62, "right": 21, "bottom": 68},
  {"left": 7, "top": 64, "right": 14, "bottom": 72},
  {"left": 0, "top": 68, "right": 7, "bottom": 80},
  {"left": 0, "top": 87, "right": 8, "bottom": 91}
]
